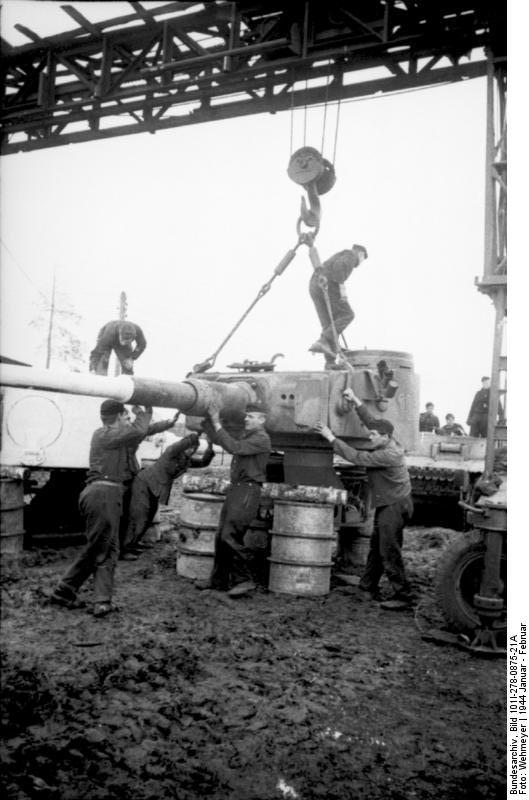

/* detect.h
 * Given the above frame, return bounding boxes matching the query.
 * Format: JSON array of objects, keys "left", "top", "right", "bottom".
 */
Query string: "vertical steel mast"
[{"left": 478, "top": 53, "right": 507, "bottom": 476}]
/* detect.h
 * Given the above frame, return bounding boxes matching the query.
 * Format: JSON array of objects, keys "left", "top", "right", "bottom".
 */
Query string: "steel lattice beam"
[{"left": 0, "top": 1, "right": 506, "bottom": 154}]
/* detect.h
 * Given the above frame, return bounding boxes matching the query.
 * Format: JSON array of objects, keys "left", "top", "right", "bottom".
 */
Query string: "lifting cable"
[{"left": 192, "top": 72, "right": 344, "bottom": 375}]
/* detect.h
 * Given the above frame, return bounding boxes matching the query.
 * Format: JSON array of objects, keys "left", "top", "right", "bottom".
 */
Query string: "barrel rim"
[
  {"left": 181, "top": 493, "right": 225, "bottom": 502},
  {"left": 268, "top": 557, "right": 332, "bottom": 567},
  {"left": 274, "top": 499, "right": 335, "bottom": 509},
  {"left": 270, "top": 529, "right": 334, "bottom": 540},
  {"left": 177, "top": 546, "right": 215, "bottom": 557}
]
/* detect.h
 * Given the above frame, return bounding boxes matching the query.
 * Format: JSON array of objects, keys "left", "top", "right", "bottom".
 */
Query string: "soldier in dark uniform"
[
  {"left": 316, "top": 395, "right": 414, "bottom": 610},
  {"left": 122, "top": 434, "right": 215, "bottom": 557},
  {"left": 308, "top": 244, "right": 368, "bottom": 368},
  {"left": 198, "top": 403, "right": 272, "bottom": 597},
  {"left": 89, "top": 320, "right": 147, "bottom": 375},
  {"left": 437, "top": 414, "right": 466, "bottom": 436},
  {"left": 466, "top": 376, "right": 504, "bottom": 438},
  {"left": 48, "top": 400, "right": 153, "bottom": 617},
  {"left": 419, "top": 402, "right": 440, "bottom": 432}
]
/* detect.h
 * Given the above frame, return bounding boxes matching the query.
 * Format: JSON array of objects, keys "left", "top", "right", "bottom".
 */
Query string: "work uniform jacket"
[
  {"left": 321, "top": 249, "right": 361, "bottom": 284},
  {"left": 204, "top": 423, "right": 271, "bottom": 484},
  {"left": 125, "top": 418, "right": 177, "bottom": 482},
  {"left": 437, "top": 422, "right": 466, "bottom": 436},
  {"left": 419, "top": 411, "right": 440, "bottom": 432},
  {"left": 86, "top": 409, "right": 153, "bottom": 485},
  {"left": 467, "top": 388, "right": 491, "bottom": 425},
  {"left": 89, "top": 320, "right": 147, "bottom": 373},
  {"left": 332, "top": 437, "right": 411, "bottom": 508},
  {"left": 142, "top": 434, "right": 201, "bottom": 504}
]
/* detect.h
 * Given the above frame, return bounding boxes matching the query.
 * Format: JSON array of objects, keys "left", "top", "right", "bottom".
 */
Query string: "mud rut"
[{"left": 1, "top": 512, "right": 505, "bottom": 800}]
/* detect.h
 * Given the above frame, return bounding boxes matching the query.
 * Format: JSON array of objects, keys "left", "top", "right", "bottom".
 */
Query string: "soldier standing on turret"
[{"left": 308, "top": 244, "right": 368, "bottom": 369}]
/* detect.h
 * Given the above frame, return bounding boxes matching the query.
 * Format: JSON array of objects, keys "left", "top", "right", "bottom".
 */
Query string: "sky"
[{"left": 0, "top": 1, "right": 504, "bottom": 431}]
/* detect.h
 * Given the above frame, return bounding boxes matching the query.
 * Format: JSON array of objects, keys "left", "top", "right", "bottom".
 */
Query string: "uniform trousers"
[
  {"left": 210, "top": 482, "right": 261, "bottom": 589},
  {"left": 469, "top": 414, "right": 488, "bottom": 438},
  {"left": 360, "top": 495, "right": 414, "bottom": 597},
  {"left": 59, "top": 483, "right": 122, "bottom": 603},
  {"left": 309, "top": 272, "right": 354, "bottom": 349},
  {"left": 123, "top": 473, "right": 159, "bottom": 552}
]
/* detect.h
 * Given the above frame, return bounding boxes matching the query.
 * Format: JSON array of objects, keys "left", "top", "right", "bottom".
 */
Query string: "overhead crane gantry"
[{"left": 0, "top": 1, "right": 505, "bottom": 155}]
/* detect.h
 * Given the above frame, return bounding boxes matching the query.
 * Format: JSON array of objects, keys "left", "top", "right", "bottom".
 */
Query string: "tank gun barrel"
[{"left": 0, "top": 365, "right": 255, "bottom": 418}]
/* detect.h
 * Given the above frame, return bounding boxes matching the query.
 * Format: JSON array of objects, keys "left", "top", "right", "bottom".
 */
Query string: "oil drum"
[
  {"left": 0, "top": 478, "right": 25, "bottom": 557},
  {"left": 268, "top": 500, "right": 335, "bottom": 596},
  {"left": 176, "top": 493, "right": 223, "bottom": 581}
]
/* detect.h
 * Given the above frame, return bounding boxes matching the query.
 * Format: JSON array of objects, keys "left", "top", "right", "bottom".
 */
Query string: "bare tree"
[{"left": 30, "top": 288, "right": 87, "bottom": 371}]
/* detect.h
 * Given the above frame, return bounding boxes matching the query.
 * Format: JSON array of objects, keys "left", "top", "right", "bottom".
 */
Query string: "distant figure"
[
  {"left": 437, "top": 414, "right": 466, "bottom": 437},
  {"left": 308, "top": 244, "right": 368, "bottom": 369},
  {"left": 419, "top": 402, "right": 440, "bottom": 432},
  {"left": 467, "top": 376, "right": 504, "bottom": 438},
  {"left": 89, "top": 320, "right": 147, "bottom": 376}
]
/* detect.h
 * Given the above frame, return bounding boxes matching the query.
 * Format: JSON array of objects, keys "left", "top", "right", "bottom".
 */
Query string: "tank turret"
[{"left": 0, "top": 351, "right": 419, "bottom": 449}]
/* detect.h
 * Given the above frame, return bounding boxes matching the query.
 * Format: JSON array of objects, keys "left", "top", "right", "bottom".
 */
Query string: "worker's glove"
[
  {"left": 122, "top": 358, "right": 134, "bottom": 371},
  {"left": 314, "top": 421, "right": 335, "bottom": 442}
]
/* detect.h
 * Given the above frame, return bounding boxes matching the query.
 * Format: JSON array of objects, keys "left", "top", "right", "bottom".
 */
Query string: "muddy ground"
[{"left": 1, "top": 503, "right": 505, "bottom": 800}]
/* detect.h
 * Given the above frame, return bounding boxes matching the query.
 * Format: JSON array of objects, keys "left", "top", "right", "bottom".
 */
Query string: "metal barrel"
[
  {"left": 268, "top": 500, "right": 335, "bottom": 596},
  {"left": 176, "top": 493, "right": 223, "bottom": 581},
  {"left": 0, "top": 364, "right": 255, "bottom": 417},
  {"left": 341, "top": 510, "right": 374, "bottom": 568},
  {"left": 0, "top": 478, "right": 25, "bottom": 557}
]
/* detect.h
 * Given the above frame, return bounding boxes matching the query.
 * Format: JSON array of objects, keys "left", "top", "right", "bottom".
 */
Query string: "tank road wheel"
[{"left": 435, "top": 534, "right": 507, "bottom": 634}]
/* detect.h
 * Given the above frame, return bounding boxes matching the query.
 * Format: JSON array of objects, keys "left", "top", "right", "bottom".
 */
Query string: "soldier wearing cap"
[
  {"left": 89, "top": 320, "right": 147, "bottom": 376},
  {"left": 309, "top": 244, "right": 368, "bottom": 369},
  {"left": 49, "top": 400, "right": 154, "bottom": 617},
  {"left": 467, "top": 376, "right": 505, "bottom": 438},
  {"left": 419, "top": 402, "right": 440, "bottom": 433},
  {"left": 316, "top": 389, "right": 414, "bottom": 610},
  {"left": 197, "top": 402, "right": 272, "bottom": 597}
]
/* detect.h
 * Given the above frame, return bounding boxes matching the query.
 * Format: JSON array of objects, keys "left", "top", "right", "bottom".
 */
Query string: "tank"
[{"left": 0, "top": 353, "right": 482, "bottom": 531}]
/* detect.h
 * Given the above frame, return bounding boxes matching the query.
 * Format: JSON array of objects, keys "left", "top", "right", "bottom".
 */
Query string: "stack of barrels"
[
  {"left": 0, "top": 476, "right": 25, "bottom": 560},
  {"left": 176, "top": 479, "right": 342, "bottom": 597}
]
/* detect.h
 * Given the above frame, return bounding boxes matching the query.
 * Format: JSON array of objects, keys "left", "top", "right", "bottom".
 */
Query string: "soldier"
[
  {"left": 308, "top": 244, "right": 368, "bottom": 369},
  {"left": 437, "top": 413, "right": 466, "bottom": 436},
  {"left": 89, "top": 320, "right": 147, "bottom": 376},
  {"left": 122, "top": 434, "right": 215, "bottom": 558},
  {"left": 419, "top": 402, "right": 440, "bottom": 432},
  {"left": 315, "top": 402, "right": 414, "bottom": 610},
  {"left": 197, "top": 403, "right": 272, "bottom": 597},
  {"left": 119, "top": 409, "right": 181, "bottom": 560},
  {"left": 48, "top": 401, "right": 153, "bottom": 617},
  {"left": 466, "top": 376, "right": 505, "bottom": 438}
]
